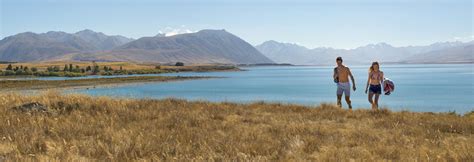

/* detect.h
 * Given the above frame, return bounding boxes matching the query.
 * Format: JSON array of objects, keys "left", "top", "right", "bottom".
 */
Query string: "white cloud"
[
  {"left": 452, "top": 35, "right": 474, "bottom": 42},
  {"left": 158, "top": 26, "right": 196, "bottom": 37}
]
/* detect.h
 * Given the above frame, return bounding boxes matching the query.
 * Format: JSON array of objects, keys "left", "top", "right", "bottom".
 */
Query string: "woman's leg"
[
  {"left": 374, "top": 94, "right": 380, "bottom": 109},
  {"left": 368, "top": 92, "right": 374, "bottom": 109}
]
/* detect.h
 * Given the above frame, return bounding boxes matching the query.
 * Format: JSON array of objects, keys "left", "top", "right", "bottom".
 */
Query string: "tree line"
[{"left": 0, "top": 61, "right": 174, "bottom": 77}]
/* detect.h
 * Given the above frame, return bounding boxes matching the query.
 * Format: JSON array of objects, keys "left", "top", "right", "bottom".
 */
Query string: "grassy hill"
[{"left": 0, "top": 91, "right": 472, "bottom": 160}]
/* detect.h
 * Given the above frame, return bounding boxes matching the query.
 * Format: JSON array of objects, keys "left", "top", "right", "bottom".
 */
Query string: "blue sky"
[{"left": 0, "top": 0, "right": 472, "bottom": 49}]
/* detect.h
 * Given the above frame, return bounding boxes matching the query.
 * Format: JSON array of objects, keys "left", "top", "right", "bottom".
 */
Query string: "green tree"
[
  {"left": 86, "top": 66, "right": 92, "bottom": 72},
  {"left": 92, "top": 61, "right": 100, "bottom": 74},
  {"left": 64, "top": 64, "right": 69, "bottom": 72},
  {"left": 6, "top": 64, "right": 12, "bottom": 71},
  {"left": 31, "top": 67, "right": 38, "bottom": 72},
  {"left": 53, "top": 66, "right": 60, "bottom": 72},
  {"left": 175, "top": 62, "right": 184, "bottom": 66},
  {"left": 47, "top": 66, "right": 53, "bottom": 72},
  {"left": 93, "top": 65, "right": 100, "bottom": 73}
]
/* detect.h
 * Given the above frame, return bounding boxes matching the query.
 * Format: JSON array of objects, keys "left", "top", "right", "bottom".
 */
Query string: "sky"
[{"left": 0, "top": 0, "right": 472, "bottom": 49}]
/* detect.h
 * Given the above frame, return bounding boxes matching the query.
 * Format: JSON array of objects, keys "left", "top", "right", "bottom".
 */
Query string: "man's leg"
[
  {"left": 345, "top": 95, "right": 352, "bottom": 109},
  {"left": 344, "top": 84, "right": 352, "bottom": 109},
  {"left": 336, "top": 84, "right": 343, "bottom": 107}
]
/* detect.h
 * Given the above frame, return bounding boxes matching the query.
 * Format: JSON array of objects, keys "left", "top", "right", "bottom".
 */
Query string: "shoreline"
[
  {"left": 15, "top": 90, "right": 473, "bottom": 115},
  {"left": 0, "top": 76, "right": 216, "bottom": 91}
]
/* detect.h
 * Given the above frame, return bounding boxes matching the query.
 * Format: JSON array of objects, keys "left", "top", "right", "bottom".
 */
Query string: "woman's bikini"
[
  {"left": 370, "top": 71, "right": 382, "bottom": 85},
  {"left": 369, "top": 71, "right": 383, "bottom": 94}
]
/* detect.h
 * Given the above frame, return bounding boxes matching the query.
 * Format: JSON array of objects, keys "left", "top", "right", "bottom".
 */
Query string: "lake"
[{"left": 67, "top": 64, "right": 473, "bottom": 113}]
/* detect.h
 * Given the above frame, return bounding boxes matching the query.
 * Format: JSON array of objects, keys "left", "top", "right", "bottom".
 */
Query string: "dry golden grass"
[{"left": 0, "top": 91, "right": 472, "bottom": 161}]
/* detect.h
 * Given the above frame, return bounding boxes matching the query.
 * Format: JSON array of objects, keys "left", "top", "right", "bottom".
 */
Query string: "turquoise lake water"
[{"left": 67, "top": 64, "right": 473, "bottom": 113}]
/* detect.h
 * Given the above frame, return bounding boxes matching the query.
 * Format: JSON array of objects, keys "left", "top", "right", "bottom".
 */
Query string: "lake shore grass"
[
  {"left": 0, "top": 76, "right": 212, "bottom": 91},
  {"left": 0, "top": 91, "right": 472, "bottom": 161}
]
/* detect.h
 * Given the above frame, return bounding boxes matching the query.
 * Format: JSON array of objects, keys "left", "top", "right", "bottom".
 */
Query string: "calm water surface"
[{"left": 65, "top": 64, "right": 473, "bottom": 113}]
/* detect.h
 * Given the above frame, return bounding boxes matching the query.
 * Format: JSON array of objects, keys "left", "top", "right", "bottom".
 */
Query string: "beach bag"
[{"left": 383, "top": 78, "right": 395, "bottom": 95}]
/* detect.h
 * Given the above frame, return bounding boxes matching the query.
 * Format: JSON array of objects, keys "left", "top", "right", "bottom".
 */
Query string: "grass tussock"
[{"left": 0, "top": 91, "right": 472, "bottom": 161}]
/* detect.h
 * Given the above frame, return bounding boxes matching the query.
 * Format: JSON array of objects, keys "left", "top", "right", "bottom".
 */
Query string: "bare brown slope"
[{"left": 68, "top": 30, "right": 274, "bottom": 64}]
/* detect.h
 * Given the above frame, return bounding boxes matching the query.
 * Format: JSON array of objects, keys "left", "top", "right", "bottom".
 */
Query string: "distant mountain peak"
[
  {"left": 256, "top": 39, "right": 472, "bottom": 65},
  {"left": 154, "top": 33, "right": 166, "bottom": 37},
  {"left": 75, "top": 29, "right": 106, "bottom": 36},
  {"left": 46, "top": 31, "right": 67, "bottom": 34},
  {"left": 0, "top": 29, "right": 135, "bottom": 62},
  {"left": 195, "top": 29, "right": 229, "bottom": 35},
  {"left": 198, "top": 29, "right": 226, "bottom": 32},
  {"left": 257, "top": 40, "right": 310, "bottom": 50},
  {"left": 429, "top": 41, "right": 464, "bottom": 47},
  {"left": 264, "top": 40, "right": 280, "bottom": 44},
  {"left": 362, "top": 42, "right": 393, "bottom": 49},
  {"left": 76, "top": 29, "right": 96, "bottom": 33}
]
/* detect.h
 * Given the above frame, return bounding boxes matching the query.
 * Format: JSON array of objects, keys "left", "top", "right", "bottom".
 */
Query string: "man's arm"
[{"left": 348, "top": 68, "right": 356, "bottom": 91}]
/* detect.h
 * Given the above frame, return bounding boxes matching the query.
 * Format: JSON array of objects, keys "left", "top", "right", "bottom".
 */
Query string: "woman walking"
[{"left": 365, "top": 62, "right": 383, "bottom": 110}]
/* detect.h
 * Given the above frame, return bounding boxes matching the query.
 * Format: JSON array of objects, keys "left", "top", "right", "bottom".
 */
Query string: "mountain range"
[
  {"left": 0, "top": 29, "right": 273, "bottom": 64},
  {"left": 0, "top": 29, "right": 471, "bottom": 65},
  {"left": 255, "top": 40, "right": 473, "bottom": 65}
]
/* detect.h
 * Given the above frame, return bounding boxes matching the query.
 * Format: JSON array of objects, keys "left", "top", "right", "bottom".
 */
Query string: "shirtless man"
[{"left": 333, "top": 57, "right": 356, "bottom": 110}]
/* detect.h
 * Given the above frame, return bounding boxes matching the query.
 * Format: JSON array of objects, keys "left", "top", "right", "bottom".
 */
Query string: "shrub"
[
  {"left": 175, "top": 62, "right": 184, "bottom": 66},
  {"left": 2, "top": 70, "right": 15, "bottom": 76},
  {"left": 53, "top": 66, "right": 61, "bottom": 72},
  {"left": 34, "top": 71, "right": 62, "bottom": 77},
  {"left": 15, "top": 69, "right": 26, "bottom": 75},
  {"left": 63, "top": 72, "right": 86, "bottom": 77}
]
